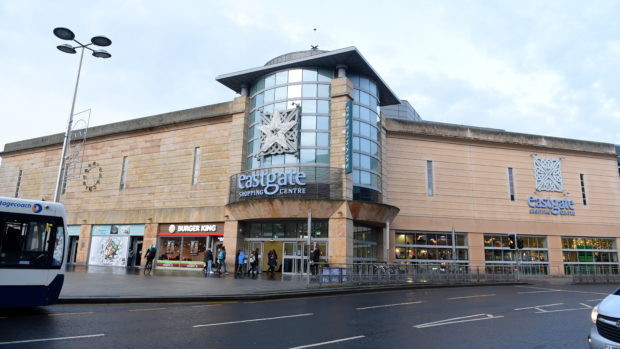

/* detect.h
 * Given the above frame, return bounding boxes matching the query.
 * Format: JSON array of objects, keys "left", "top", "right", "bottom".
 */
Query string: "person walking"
[
  {"left": 311, "top": 245, "right": 321, "bottom": 275},
  {"left": 237, "top": 250, "right": 246, "bottom": 275},
  {"left": 267, "top": 249, "right": 276, "bottom": 277},
  {"left": 127, "top": 248, "right": 134, "bottom": 268},
  {"left": 144, "top": 245, "right": 156, "bottom": 275},
  {"left": 250, "top": 248, "right": 259, "bottom": 277},
  {"left": 204, "top": 248, "right": 213, "bottom": 276},
  {"left": 217, "top": 246, "right": 227, "bottom": 274}
]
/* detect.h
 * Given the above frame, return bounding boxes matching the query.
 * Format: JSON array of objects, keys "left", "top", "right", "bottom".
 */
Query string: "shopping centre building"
[{"left": 1, "top": 46, "right": 619, "bottom": 275}]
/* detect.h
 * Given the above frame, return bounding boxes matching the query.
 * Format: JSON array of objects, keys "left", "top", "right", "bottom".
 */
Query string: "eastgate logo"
[
  {"left": 238, "top": 170, "right": 307, "bottom": 197},
  {"left": 527, "top": 196, "right": 576, "bottom": 216}
]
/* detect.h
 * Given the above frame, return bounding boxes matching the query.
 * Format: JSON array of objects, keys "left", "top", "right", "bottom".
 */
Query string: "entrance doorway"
[
  {"left": 68, "top": 236, "right": 79, "bottom": 264},
  {"left": 129, "top": 237, "right": 143, "bottom": 267},
  {"left": 282, "top": 241, "right": 308, "bottom": 274},
  {"left": 245, "top": 241, "right": 264, "bottom": 273}
]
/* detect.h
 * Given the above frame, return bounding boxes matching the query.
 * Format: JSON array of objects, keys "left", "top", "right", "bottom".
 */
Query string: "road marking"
[
  {"left": 289, "top": 335, "right": 365, "bottom": 349},
  {"left": 245, "top": 295, "right": 338, "bottom": 304},
  {"left": 128, "top": 307, "right": 167, "bottom": 312},
  {"left": 580, "top": 303, "right": 593, "bottom": 309},
  {"left": 48, "top": 312, "right": 94, "bottom": 316},
  {"left": 414, "top": 314, "right": 503, "bottom": 328},
  {"left": 356, "top": 301, "right": 422, "bottom": 310},
  {"left": 514, "top": 285, "right": 608, "bottom": 296},
  {"left": 192, "top": 304, "right": 221, "bottom": 308},
  {"left": 193, "top": 313, "right": 313, "bottom": 328},
  {"left": 585, "top": 298, "right": 604, "bottom": 302},
  {"left": 448, "top": 294, "right": 496, "bottom": 300},
  {"left": 535, "top": 306, "right": 591, "bottom": 313},
  {"left": 514, "top": 303, "right": 564, "bottom": 311},
  {"left": 517, "top": 290, "right": 562, "bottom": 294},
  {"left": 0, "top": 333, "right": 105, "bottom": 345}
]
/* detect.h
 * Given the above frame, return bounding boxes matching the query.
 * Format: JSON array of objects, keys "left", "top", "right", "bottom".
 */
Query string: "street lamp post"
[{"left": 52, "top": 27, "right": 112, "bottom": 202}]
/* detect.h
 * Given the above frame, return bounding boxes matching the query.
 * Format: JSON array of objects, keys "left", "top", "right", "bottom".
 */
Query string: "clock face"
[{"left": 82, "top": 161, "right": 103, "bottom": 191}]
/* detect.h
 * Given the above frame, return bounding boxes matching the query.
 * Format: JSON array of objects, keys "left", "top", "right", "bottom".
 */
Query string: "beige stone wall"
[
  {"left": 330, "top": 77, "right": 354, "bottom": 201},
  {"left": 385, "top": 133, "right": 620, "bottom": 272}
]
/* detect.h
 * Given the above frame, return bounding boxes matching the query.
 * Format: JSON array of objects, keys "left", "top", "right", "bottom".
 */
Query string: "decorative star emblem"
[{"left": 258, "top": 107, "right": 300, "bottom": 157}]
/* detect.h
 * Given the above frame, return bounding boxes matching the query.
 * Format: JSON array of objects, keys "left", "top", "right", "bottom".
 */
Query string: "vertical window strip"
[
  {"left": 580, "top": 174, "right": 587, "bottom": 205},
  {"left": 14, "top": 169, "right": 22, "bottom": 198},
  {"left": 508, "top": 167, "right": 515, "bottom": 201},
  {"left": 426, "top": 160, "right": 434, "bottom": 196},
  {"left": 192, "top": 147, "right": 201, "bottom": 185},
  {"left": 120, "top": 156, "right": 128, "bottom": 190}
]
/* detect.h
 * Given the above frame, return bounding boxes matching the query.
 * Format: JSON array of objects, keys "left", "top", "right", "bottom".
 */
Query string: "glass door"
[
  {"left": 246, "top": 241, "right": 263, "bottom": 273},
  {"left": 282, "top": 241, "right": 309, "bottom": 274}
]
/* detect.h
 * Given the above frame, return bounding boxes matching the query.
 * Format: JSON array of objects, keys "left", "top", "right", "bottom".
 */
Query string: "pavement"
[{"left": 60, "top": 265, "right": 533, "bottom": 304}]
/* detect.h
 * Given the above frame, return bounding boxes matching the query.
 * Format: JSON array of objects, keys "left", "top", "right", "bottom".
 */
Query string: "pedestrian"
[
  {"left": 217, "top": 246, "right": 227, "bottom": 274},
  {"left": 237, "top": 249, "right": 246, "bottom": 275},
  {"left": 267, "top": 249, "right": 276, "bottom": 277},
  {"left": 311, "top": 245, "right": 321, "bottom": 275},
  {"left": 250, "top": 248, "right": 259, "bottom": 277},
  {"left": 144, "top": 244, "right": 156, "bottom": 273},
  {"left": 127, "top": 248, "right": 134, "bottom": 268},
  {"left": 204, "top": 248, "right": 213, "bottom": 276}
]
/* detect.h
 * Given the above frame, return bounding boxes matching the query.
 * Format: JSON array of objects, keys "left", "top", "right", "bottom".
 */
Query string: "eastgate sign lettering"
[
  {"left": 237, "top": 170, "right": 307, "bottom": 197},
  {"left": 527, "top": 196, "right": 576, "bottom": 216}
]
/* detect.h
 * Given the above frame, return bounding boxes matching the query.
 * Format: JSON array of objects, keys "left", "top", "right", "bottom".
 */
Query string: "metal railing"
[
  {"left": 309, "top": 263, "right": 518, "bottom": 287},
  {"left": 566, "top": 265, "right": 620, "bottom": 284}
]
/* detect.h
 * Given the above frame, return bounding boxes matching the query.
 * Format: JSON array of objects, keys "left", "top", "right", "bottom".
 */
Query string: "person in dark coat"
[{"left": 204, "top": 248, "right": 213, "bottom": 275}]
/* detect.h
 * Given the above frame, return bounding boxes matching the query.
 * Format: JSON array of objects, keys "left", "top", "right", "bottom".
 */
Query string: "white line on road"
[
  {"left": 535, "top": 307, "right": 591, "bottom": 313},
  {"left": 514, "top": 285, "right": 609, "bottom": 296},
  {"left": 448, "top": 294, "right": 496, "bottom": 300},
  {"left": 414, "top": 314, "right": 503, "bottom": 328},
  {"left": 193, "top": 313, "right": 313, "bottom": 328},
  {"left": 48, "top": 312, "right": 94, "bottom": 316},
  {"left": 289, "top": 335, "right": 366, "bottom": 349},
  {"left": 517, "top": 290, "right": 562, "bottom": 294},
  {"left": 514, "top": 303, "right": 563, "bottom": 311},
  {"left": 0, "top": 334, "right": 105, "bottom": 345},
  {"left": 128, "top": 307, "right": 168, "bottom": 312},
  {"left": 585, "top": 299, "right": 604, "bottom": 302},
  {"left": 580, "top": 303, "right": 593, "bottom": 309},
  {"left": 356, "top": 301, "right": 422, "bottom": 310}
]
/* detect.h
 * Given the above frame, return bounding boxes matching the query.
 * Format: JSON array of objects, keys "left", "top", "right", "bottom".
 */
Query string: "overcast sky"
[{"left": 1, "top": 0, "right": 620, "bottom": 151}]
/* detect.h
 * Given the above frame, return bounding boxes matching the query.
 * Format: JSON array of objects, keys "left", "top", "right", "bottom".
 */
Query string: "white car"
[{"left": 589, "top": 287, "right": 620, "bottom": 349}]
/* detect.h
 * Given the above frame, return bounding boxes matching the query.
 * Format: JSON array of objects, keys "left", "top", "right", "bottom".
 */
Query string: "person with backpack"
[
  {"left": 216, "top": 246, "right": 227, "bottom": 274},
  {"left": 267, "top": 249, "right": 277, "bottom": 277},
  {"left": 203, "top": 248, "right": 213, "bottom": 276},
  {"left": 311, "top": 245, "right": 321, "bottom": 275}
]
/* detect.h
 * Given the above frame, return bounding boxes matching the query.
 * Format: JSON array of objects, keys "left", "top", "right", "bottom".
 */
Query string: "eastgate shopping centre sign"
[
  {"left": 237, "top": 170, "right": 307, "bottom": 197},
  {"left": 527, "top": 196, "right": 576, "bottom": 216},
  {"left": 228, "top": 167, "right": 344, "bottom": 204}
]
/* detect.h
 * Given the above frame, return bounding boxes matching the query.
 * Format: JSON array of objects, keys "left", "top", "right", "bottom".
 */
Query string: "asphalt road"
[{"left": 0, "top": 283, "right": 616, "bottom": 348}]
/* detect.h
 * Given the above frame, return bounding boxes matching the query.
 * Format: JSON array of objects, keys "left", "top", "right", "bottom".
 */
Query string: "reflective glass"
[
  {"left": 289, "top": 69, "right": 302, "bottom": 82},
  {"left": 352, "top": 89, "right": 360, "bottom": 101},
  {"left": 360, "top": 138, "right": 371, "bottom": 152},
  {"left": 316, "top": 149, "right": 329, "bottom": 164},
  {"left": 255, "top": 78, "right": 265, "bottom": 91},
  {"left": 370, "top": 141, "right": 378, "bottom": 155},
  {"left": 302, "top": 84, "right": 317, "bottom": 98},
  {"left": 360, "top": 91, "right": 370, "bottom": 105},
  {"left": 317, "top": 132, "right": 329, "bottom": 147},
  {"left": 275, "top": 87, "right": 287, "bottom": 100},
  {"left": 288, "top": 85, "right": 301, "bottom": 99},
  {"left": 349, "top": 75, "right": 360, "bottom": 86},
  {"left": 352, "top": 105, "right": 360, "bottom": 118},
  {"left": 263, "top": 104, "right": 274, "bottom": 114},
  {"left": 272, "top": 154, "right": 284, "bottom": 165},
  {"left": 369, "top": 81, "right": 377, "bottom": 96},
  {"left": 353, "top": 137, "right": 360, "bottom": 150},
  {"left": 275, "top": 102, "right": 286, "bottom": 112},
  {"left": 284, "top": 154, "right": 297, "bottom": 164},
  {"left": 317, "top": 100, "right": 329, "bottom": 113},
  {"left": 318, "top": 84, "right": 330, "bottom": 98},
  {"left": 301, "top": 132, "right": 316, "bottom": 146},
  {"left": 353, "top": 121, "right": 360, "bottom": 134},
  {"left": 353, "top": 153, "right": 360, "bottom": 166},
  {"left": 318, "top": 68, "right": 332, "bottom": 82},
  {"left": 255, "top": 93, "right": 264, "bottom": 106},
  {"left": 361, "top": 154, "right": 370, "bottom": 169},
  {"left": 264, "top": 88, "right": 275, "bottom": 103},
  {"left": 265, "top": 74, "right": 275, "bottom": 88},
  {"left": 361, "top": 171, "right": 371, "bottom": 185},
  {"left": 300, "top": 149, "right": 315, "bottom": 163},
  {"left": 360, "top": 107, "right": 370, "bottom": 122},
  {"left": 276, "top": 71, "right": 288, "bottom": 85},
  {"left": 360, "top": 77, "right": 370, "bottom": 91},
  {"left": 360, "top": 123, "right": 370, "bottom": 137},
  {"left": 317, "top": 116, "right": 329, "bottom": 130},
  {"left": 302, "top": 100, "right": 316, "bottom": 113},
  {"left": 303, "top": 69, "right": 318, "bottom": 81},
  {"left": 301, "top": 116, "right": 316, "bottom": 129},
  {"left": 370, "top": 157, "right": 379, "bottom": 171}
]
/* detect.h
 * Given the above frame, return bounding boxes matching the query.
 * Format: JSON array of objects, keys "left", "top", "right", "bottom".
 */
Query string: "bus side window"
[{"left": 52, "top": 225, "right": 64, "bottom": 267}]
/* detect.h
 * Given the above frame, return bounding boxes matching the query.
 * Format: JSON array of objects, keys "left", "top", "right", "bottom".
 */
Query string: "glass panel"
[
  {"left": 302, "top": 100, "right": 316, "bottom": 114},
  {"left": 317, "top": 116, "right": 329, "bottom": 130},
  {"left": 272, "top": 154, "right": 284, "bottom": 165},
  {"left": 275, "top": 87, "right": 287, "bottom": 100},
  {"left": 255, "top": 78, "right": 265, "bottom": 92},
  {"left": 302, "top": 84, "right": 317, "bottom": 98},
  {"left": 303, "top": 69, "right": 318, "bottom": 81},
  {"left": 288, "top": 85, "right": 301, "bottom": 99},
  {"left": 360, "top": 91, "right": 370, "bottom": 105},
  {"left": 301, "top": 132, "right": 316, "bottom": 146},
  {"left": 289, "top": 69, "right": 302, "bottom": 82},
  {"left": 264, "top": 88, "right": 275, "bottom": 103},
  {"left": 360, "top": 77, "right": 370, "bottom": 91},
  {"left": 276, "top": 71, "right": 288, "bottom": 85},
  {"left": 317, "top": 100, "right": 329, "bottom": 114},
  {"left": 316, "top": 149, "right": 329, "bottom": 164},
  {"left": 265, "top": 74, "right": 275, "bottom": 88},
  {"left": 317, "top": 68, "right": 332, "bottom": 82},
  {"left": 301, "top": 116, "right": 316, "bottom": 130},
  {"left": 52, "top": 226, "right": 64, "bottom": 267},
  {"left": 318, "top": 84, "right": 330, "bottom": 97},
  {"left": 316, "top": 133, "right": 329, "bottom": 147},
  {"left": 300, "top": 149, "right": 315, "bottom": 163}
]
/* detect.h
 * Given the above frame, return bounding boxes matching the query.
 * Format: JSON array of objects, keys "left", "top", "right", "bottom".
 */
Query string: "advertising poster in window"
[
  {"left": 88, "top": 236, "right": 129, "bottom": 266},
  {"left": 190, "top": 240, "right": 199, "bottom": 256}
]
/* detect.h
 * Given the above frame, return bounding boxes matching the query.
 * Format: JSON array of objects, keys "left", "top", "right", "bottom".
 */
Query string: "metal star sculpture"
[
  {"left": 257, "top": 107, "right": 300, "bottom": 157},
  {"left": 533, "top": 156, "right": 564, "bottom": 192}
]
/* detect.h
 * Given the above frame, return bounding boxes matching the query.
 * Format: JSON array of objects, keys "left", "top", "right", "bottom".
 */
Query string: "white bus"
[{"left": 0, "top": 197, "right": 67, "bottom": 308}]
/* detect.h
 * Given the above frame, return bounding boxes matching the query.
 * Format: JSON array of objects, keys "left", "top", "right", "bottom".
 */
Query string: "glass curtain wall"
[
  {"left": 483, "top": 234, "right": 549, "bottom": 275},
  {"left": 247, "top": 68, "right": 332, "bottom": 170},
  {"left": 349, "top": 74, "right": 382, "bottom": 199},
  {"left": 562, "top": 237, "right": 618, "bottom": 274},
  {"left": 353, "top": 224, "right": 380, "bottom": 262}
]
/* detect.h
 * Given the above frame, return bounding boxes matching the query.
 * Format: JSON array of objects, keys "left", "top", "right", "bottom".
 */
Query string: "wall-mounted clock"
[{"left": 82, "top": 161, "right": 103, "bottom": 191}]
